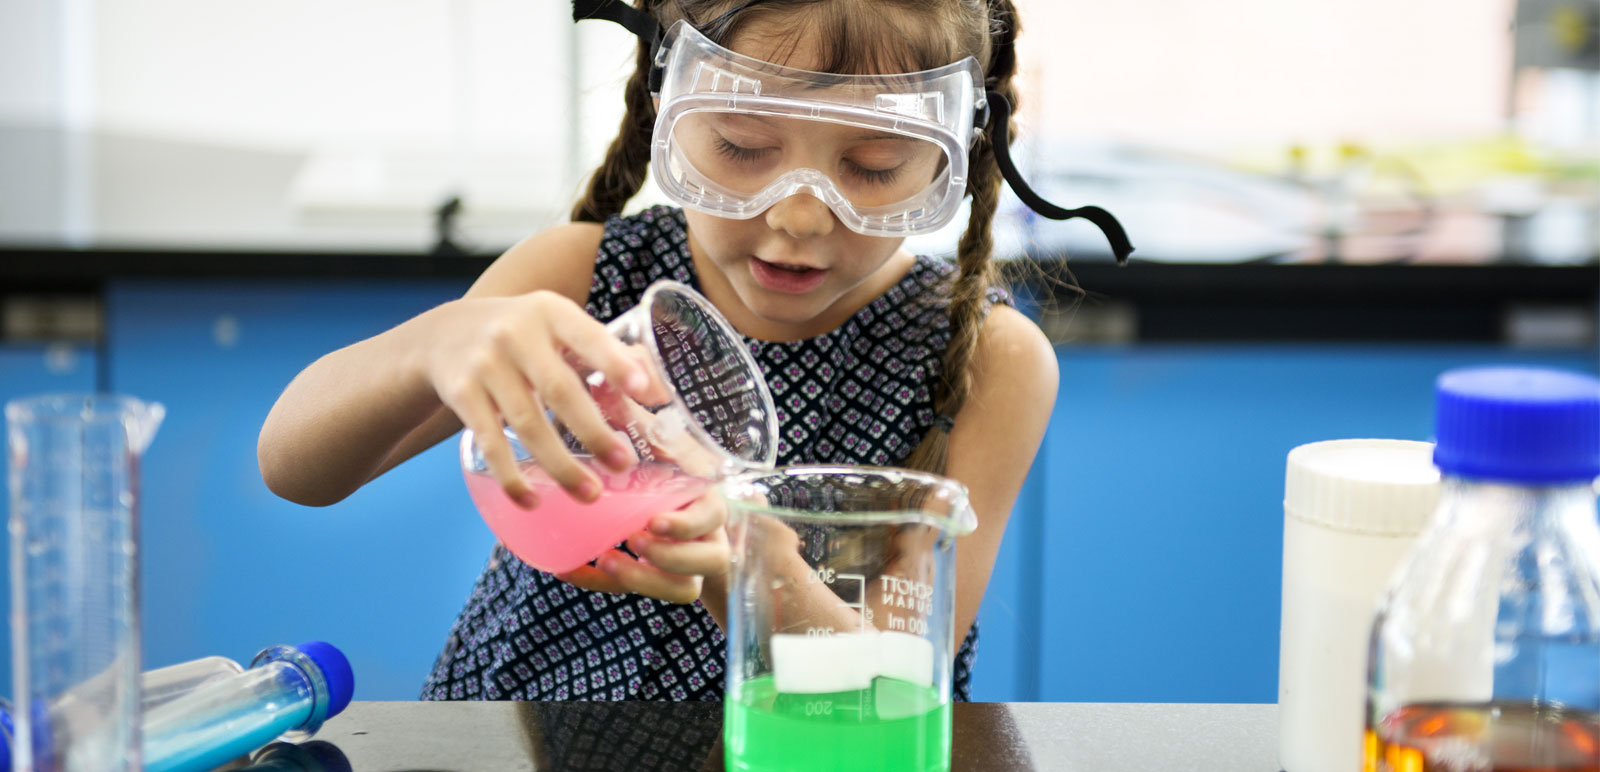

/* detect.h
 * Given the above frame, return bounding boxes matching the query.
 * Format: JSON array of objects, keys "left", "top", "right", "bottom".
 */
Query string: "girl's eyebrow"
[
  {"left": 723, "top": 114, "right": 912, "bottom": 143},
  {"left": 719, "top": 114, "right": 778, "bottom": 131},
  {"left": 854, "top": 131, "right": 910, "bottom": 142}
]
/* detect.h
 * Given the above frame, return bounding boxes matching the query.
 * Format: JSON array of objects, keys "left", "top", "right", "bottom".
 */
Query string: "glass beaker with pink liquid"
[{"left": 461, "top": 280, "right": 777, "bottom": 574}]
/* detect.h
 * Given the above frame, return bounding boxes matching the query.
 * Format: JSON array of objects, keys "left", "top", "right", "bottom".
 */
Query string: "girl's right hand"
[{"left": 419, "top": 290, "right": 657, "bottom": 508}]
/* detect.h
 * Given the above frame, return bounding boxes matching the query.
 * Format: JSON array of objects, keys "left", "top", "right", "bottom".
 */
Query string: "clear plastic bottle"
[
  {"left": 1365, "top": 367, "right": 1600, "bottom": 772},
  {"left": 1, "top": 650, "right": 340, "bottom": 771},
  {"left": 141, "top": 641, "right": 354, "bottom": 772},
  {"left": 5, "top": 657, "right": 247, "bottom": 752},
  {"left": 141, "top": 656, "right": 247, "bottom": 711}
]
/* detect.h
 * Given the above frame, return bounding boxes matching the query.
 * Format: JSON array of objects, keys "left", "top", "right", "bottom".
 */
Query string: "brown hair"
[{"left": 571, "top": 0, "right": 1025, "bottom": 474}]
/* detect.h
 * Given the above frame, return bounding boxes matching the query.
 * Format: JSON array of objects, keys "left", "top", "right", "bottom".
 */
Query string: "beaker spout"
[{"left": 124, "top": 400, "right": 165, "bottom": 455}]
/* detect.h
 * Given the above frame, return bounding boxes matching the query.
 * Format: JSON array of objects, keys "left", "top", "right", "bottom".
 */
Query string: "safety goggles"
[
  {"left": 651, "top": 20, "right": 983, "bottom": 237},
  {"left": 575, "top": 0, "right": 1136, "bottom": 262}
]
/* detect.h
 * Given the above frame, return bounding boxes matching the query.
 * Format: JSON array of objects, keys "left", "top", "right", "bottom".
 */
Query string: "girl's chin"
[{"left": 734, "top": 282, "right": 836, "bottom": 326}]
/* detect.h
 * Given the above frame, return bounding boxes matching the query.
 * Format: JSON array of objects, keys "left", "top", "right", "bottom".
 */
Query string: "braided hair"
[{"left": 572, "top": 0, "right": 1027, "bottom": 474}]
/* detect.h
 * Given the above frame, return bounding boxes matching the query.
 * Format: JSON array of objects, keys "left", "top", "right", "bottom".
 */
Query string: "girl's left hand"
[{"left": 556, "top": 490, "right": 730, "bottom": 605}]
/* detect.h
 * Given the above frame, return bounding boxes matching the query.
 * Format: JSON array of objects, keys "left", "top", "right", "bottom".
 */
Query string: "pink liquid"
[{"left": 463, "top": 458, "right": 708, "bottom": 574}]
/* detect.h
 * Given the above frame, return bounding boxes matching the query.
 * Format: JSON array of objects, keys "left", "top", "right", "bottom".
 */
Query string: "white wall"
[
  {"left": 1015, "top": 0, "right": 1514, "bottom": 150},
  {"left": 62, "top": 0, "right": 638, "bottom": 224},
  {"left": 0, "top": 0, "right": 67, "bottom": 123},
  {"left": 47, "top": 0, "right": 1523, "bottom": 153},
  {"left": 0, "top": 0, "right": 1533, "bottom": 235}
]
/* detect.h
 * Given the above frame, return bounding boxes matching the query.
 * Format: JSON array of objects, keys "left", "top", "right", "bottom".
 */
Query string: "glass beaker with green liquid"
[{"left": 719, "top": 467, "right": 977, "bottom": 772}]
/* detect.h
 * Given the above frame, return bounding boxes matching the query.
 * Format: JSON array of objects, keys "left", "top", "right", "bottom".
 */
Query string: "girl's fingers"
[
  {"left": 548, "top": 305, "right": 658, "bottom": 404},
  {"left": 509, "top": 390, "right": 603, "bottom": 502},
  {"left": 555, "top": 564, "right": 628, "bottom": 596},
  {"left": 648, "top": 493, "right": 726, "bottom": 540},
  {"left": 446, "top": 382, "right": 537, "bottom": 508},
  {"left": 587, "top": 381, "right": 645, "bottom": 467},
  {"left": 515, "top": 342, "right": 636, "bottom": 477},
  {"left": 479, "top": 362, "right": 559, "bottom": 485},
  {"left": 626, "top": 530, "right": 730, "bottom": 578},
  {"left": 618, "top": 344, "right": 674, "bottom": 406},
  {"left": 563, "top": 549, "right": 702, "bottom": 605},
  {"left": 602, "top": 550, "right": 704, "bottom": 605},
  {"left": 479, "top": 348, "right": 596, "bottom": 500}
]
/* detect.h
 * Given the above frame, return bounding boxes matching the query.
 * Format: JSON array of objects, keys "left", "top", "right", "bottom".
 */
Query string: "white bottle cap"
[{"left": 1284, "top": 439, "right": 1441, "bottom": 536}]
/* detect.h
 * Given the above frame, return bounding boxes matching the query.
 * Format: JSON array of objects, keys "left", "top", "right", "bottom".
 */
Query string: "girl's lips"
[{"left": 749, "top": 257, "right": 829, "bottom": 294}]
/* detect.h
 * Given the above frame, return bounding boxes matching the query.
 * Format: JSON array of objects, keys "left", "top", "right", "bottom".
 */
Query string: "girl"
[{"left": 257, "top": 0, "right": 1130, "bottom": 702}]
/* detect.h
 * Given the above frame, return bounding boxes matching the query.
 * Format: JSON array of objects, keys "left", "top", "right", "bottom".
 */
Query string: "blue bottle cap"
[
  {"left": 0, "top": 699, "right": 54, "bottom": 770},
  {"left": 0, "top": 701, "right": 12, "bottom": 771},
  {"left": 295, "top": 641, "right": 355, "bottom": 720},
  {"left": 1434, "top": 367, "right": 1600, "bottom": 482}
]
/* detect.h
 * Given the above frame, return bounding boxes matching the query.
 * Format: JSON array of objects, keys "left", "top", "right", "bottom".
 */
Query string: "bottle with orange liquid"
[{"left": 1365, "top": 367, "right": 1600, "bottom": 772}]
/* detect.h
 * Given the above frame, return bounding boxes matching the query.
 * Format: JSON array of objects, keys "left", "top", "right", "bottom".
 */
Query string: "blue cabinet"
[
  {"left": 103, "top": 279, "right": 493, "bottom": 701},
  {"left": 972, "top": 344, "right": 1598, "bottom": 703}
]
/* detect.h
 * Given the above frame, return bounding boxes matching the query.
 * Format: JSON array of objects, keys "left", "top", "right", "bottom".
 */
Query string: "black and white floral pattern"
[{"left": 421, "top": 206, "right": 1002, "bottom": 702}]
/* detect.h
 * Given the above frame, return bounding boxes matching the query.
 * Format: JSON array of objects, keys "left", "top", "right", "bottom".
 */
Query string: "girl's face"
[{"left": 681, "top": 24, "right": 929, "bottom": 341}]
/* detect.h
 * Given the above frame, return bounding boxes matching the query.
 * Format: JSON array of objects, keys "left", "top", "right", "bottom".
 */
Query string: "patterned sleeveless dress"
[{"left": 421, "top": 206, "right": 1003, "bottom": 703}]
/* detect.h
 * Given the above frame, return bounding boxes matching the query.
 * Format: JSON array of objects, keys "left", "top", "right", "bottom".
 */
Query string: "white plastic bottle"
[{"left": 1279, "top": 438, "right": 1440, "bottom": 772}]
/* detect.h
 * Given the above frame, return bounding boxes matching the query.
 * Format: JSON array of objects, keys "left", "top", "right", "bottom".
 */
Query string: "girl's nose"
[{"left": 764, "top": 194, "right": 835, "bottom": 239}]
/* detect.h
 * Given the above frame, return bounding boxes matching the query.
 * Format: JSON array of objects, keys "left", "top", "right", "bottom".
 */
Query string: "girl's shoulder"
[
  {"left": 469, "top": 206, "right": 688, "bottom": 312},
  {"left": 467, "top": 221, "right": 606, "bottom": 304}
]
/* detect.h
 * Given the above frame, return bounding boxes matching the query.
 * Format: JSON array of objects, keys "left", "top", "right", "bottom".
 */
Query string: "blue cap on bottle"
[
  {"left": 1434, "top": 367, "right": 1600, "bottom": 482},
  {"left": 0, "top": 701, "right": 12, "bottom": 771},
  {"left": 295, "top": 641, "right": 355, "bottom": 720}
]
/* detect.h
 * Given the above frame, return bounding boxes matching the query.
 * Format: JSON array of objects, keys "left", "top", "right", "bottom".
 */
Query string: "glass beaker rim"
[
  {"left": 5, "top": 393, "right": 163, "bottom": 422},
  {"left": 632, "top": 280, "right": 779, "bottom": 472},
  {"left": 719, "top": 464, "right": 977, "bottom": 535}
]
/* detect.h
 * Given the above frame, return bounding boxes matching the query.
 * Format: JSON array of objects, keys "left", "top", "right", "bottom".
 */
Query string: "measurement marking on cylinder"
[{"left": 836, "top": 572, "right": 867, "bottom": 632}]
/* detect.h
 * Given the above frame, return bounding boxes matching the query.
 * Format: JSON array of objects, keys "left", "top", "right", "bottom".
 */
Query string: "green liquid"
[{"left": 725, "top": 676, "right": 951, "bottom": 772}]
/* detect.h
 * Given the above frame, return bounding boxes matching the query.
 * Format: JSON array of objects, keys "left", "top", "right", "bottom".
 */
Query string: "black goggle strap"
[
  {"left": 571, "top": 5, "right": 1135, "bottom": 262},
  {"left": 985, "top": 90, "right": 1135, "bottom": 264},
  {"left": 572, "top": 0, "right": 667, "bottom": 91}
]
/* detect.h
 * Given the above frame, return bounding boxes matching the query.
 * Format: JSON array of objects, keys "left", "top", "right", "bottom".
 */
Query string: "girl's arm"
[
  {"left": 259, "top": 221, "right": 735, "bottom": 607},
  {"left": 257, "top": 222, "right": 624, "bottom": 507},
  {"left": 941, "top": 304, "right": 1060, "bottom": 646}
]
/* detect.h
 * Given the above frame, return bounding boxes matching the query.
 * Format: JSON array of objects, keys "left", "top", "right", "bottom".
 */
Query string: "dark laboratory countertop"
[{"left": 221, "top": 700, "right": 1282, "bottom": 772}]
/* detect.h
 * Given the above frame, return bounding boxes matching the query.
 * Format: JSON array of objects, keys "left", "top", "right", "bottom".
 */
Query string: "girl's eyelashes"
[
  {"left": 713, "top": 133, "right": 905, "bottom": 186},
  {"left": 714, "top": 137, "right": 773, "bottom": 163},
  {"left": 842, "top": 158, "right": 902, "bottom": 186}
]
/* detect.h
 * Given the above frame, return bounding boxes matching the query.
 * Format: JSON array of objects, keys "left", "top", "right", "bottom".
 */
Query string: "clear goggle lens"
[{"left": 662, "top": 109, "right": 956, "bottom": 229}]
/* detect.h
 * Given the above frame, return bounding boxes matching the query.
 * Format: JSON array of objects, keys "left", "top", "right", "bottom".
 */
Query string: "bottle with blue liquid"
[
  {"left": 142, "top": 641, "right": 353, "bottom": 772},
  {"left": 1365, "top": 367, "right": 1600, "bottom": 771},
  {"left": 2, "top": 641, "right": 352, "bottom": 772}
]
